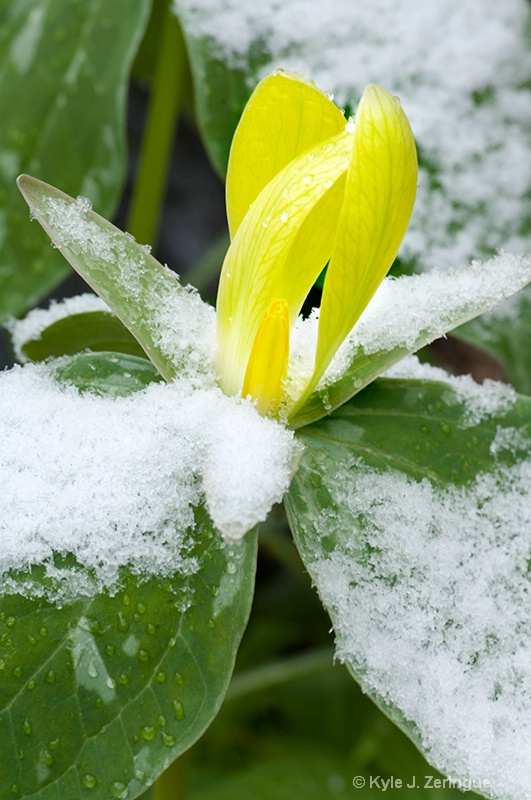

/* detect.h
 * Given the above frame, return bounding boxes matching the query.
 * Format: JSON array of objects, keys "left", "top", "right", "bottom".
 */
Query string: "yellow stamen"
[{"left": 242, "top": 298, "right": 290, "bottom": 416}]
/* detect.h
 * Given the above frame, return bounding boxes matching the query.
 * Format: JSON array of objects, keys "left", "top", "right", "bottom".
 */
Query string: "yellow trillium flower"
[{"left": 216, "top": 72, "right": 418, "bottom": 421}]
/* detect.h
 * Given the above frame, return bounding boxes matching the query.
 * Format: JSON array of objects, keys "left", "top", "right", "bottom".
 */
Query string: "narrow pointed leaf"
[
  {"left": 17, "top": 175, "right": 193, "bottom": 382},
  {"left": 226, "top": 72, "right": 345, "bottom": 238},
  {"left": 289, "top": 253, "right": 531, "bottom": 428}
]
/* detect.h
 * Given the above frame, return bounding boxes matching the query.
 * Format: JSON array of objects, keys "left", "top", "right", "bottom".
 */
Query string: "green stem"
[
  {"left": 127, "top": 3, "right": 185, "bottom": 248},
  {"left": 226, "top": 646, "right": 337, "bottom": 702}
]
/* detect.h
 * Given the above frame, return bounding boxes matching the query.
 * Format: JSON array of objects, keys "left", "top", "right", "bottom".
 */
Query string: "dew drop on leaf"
[{"left": 82, "top": 774, "right": 97, "bottom": 789}]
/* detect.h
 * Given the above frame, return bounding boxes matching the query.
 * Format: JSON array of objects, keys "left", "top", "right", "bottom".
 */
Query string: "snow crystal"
[
  {"left": 308, "top": 451, "right": 531, "bottom": 800},
  {"left": 6, "top": 293, "right": 109, "bottom": 363},
  {"left": 0, "top": 360, "right": 295, "bottom": 600},
  {"left": 173, "top": 0, "right": 531, "bottom": 266}
]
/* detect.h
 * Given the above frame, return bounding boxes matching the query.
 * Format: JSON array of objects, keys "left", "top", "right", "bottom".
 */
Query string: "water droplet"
[
  {"left": 88, "top": 662, "right": 98, "bottom": 678},
  {"left": 156, "top": 671, "right": 166, "bottom": 683},
  {"left": 110, "top": 780, "right": 128, "bottom": 798},
  {"left": 48, "top": 738, "right": 60, "bottom": 750},
  {"left": 137, "top": 649, "right": 149, "bottom": 663},
  {"left": 281, "top": 188, "right": 288, "bottom": 198},
  {"left": 39, "top": 627, "right": 48, "bottom": 637},
  {"left": 105, "top": 645, "right": 115, "bottom": 656},
  {"left": 6, "top": 617, "right": 15, "bottom": 628},
  {"left": 118, "top": 672, "right": 128, "bottom": 686},
  {"left": 280, "top": 211, "right": 289, "bottom": 223},
  {"left": 122, "top": 594, "right": 131, "bottom": 606},
  {"left": 140, "top": 725, "right": 156, "bottom": 741},
  {"left": 136, "top": 603, "right": 146, "bottom": 615},
  {"left": 42, "top": 750, "right": 54, "bottom": 766},
  {"left": 226, "top": 562, "right": 237, "bottom": 574},
  {"left": 9, "top": 784, "right": 18, "bottom": 794},
  {"left": 440, "top": 422, "right": 452, "bottom": 435},
  {"left": 161, "top": 732, "right": 175, "bottom": 747},
  {"left": 421, "top": 425, "right": 431, "bottom": 435},
  {"left": 168, "top": 637, "right": 176, "bottom": 648},
  {"left": 82, "top": 774, "right": 97, "bottom": 789},
  {"left": 208, "top": 619, "right": 215, "bottom": 629},
  {"left": 172, "top": 700, "right": 185, "bottom": 721},
  {"left": 303, "top": 175, "right": 311, "bottom": 185},
  {"left": 27, "top": 681, "right": 35, "bottom": 691},
  {"left": 22, "top": 719, "right": 32, "bottom": 735},
  {"left": 146, "top": 623, "right": 156, "bottom": 635},
  {"left": 117, "top": 612, "right": 129, "bottom": 633},
  {"left": 13, "top": 666, "right": 22, "bottom": 678},
  {"left": 174, "top": 672, "right": 184, "bottom": 685},
  {"left": 45, "top": 670, "right": 56, "bottom": 684},
  {"left": 157, "top": 715, "right": 166, "bottom": 727},
  {"left": 26, "top": 635, "right": 37, "bottom": 645}
]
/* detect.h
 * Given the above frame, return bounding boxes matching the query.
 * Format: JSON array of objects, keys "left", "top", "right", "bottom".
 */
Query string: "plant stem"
[
  {"left": 225, "top": 646, "right": 337, "bottom": 702},
  {"left": 127, "top": 2, "right": 185, "bottom": 248}
]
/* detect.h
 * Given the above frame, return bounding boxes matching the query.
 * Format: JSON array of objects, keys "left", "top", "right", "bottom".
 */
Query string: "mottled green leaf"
[
  {"left": 0, "top": 0, "right": 150, "bottom": 319},
  {"left": 286, "top": 377, "right": 531, "bottom": 800},
  {"left": 0, "top": 351, "right": 257, "bottom": 799},
  {"left": 19, "top": 310, "right": 146, "bottom": 363}
]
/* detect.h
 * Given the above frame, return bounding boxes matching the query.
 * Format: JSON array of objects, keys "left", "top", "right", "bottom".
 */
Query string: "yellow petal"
[
  {"left": 217, "top": 128, "right": 352, "bottom": 397},
  {"left": 226, "top": 72, "right": 345, "bottom": 239},
  {"left": 242, "top": 298, "right": 290, "bottom": 416},
  {"left": 311, "top": 85, "right": 418, "bottom": 393}
]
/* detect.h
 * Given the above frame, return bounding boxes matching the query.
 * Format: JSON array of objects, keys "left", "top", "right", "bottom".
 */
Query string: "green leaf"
[
  {"left": 0, "top": 0, "right": 151, "bottom": 320},
  {"left": 18, "top": 310, "right": 147, "bottom": 363},
  {"left": 0, "top": 350, "right": 257, "bottom": 799},
  {"left": 0, "top": 523, "right": 257, "bottom": 800},
  {"left": 455, "top": 284, "right": 531, "bottom": 394},
  {"left": 53, "top": 351, "right": 162, "bottom": 397},
  {"left": 285, "top": 376, "right": 531, "bottom": 799},
  {"left": 290, "top": 254, "right": 531, "bottom": 428},
  {"left": 17, "top": 176, "right": 201, "bottom": 382}
]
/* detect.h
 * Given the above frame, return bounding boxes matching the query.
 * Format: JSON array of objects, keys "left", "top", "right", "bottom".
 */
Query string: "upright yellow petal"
[
  {"left": 226, "top": 72, "right": 345, "bottom": 239},
  {"left": 311, "top": 85, "right": 418, "bottom": 392},
  {"left": 217, "top": 129, "right": 351, "bottom": 397}
]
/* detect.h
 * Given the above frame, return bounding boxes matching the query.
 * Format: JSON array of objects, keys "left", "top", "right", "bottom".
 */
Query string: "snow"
[
  {"left": 0, "top": 359, "right": 295, "bottom": 601},
  {"left": 173, "top": 0, "right": 531, "bottom": 266}
]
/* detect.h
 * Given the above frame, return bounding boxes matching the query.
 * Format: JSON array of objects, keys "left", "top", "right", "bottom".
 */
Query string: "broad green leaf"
[
  {"left": 289, "top": 253, "right": 531, "bottom": 428},
  {"left": 0, "top": 350, "right": 258, "bottom": 799},
  {"left": 18, "top": 310, "right": 147, "bottom": 363},
  {"left": 0, "top": 0, "right": 150, "bottom": 320},
  {"left": 455, "top": 284, "right": 531, "bottom": 395},
  {"left": 285, "top": 376, "right": 531, "bottom": 800},
  {"left": 17, "top": 176, "right": 198, "bottom": 382}
]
